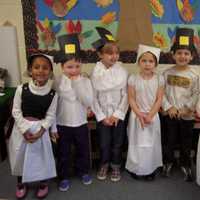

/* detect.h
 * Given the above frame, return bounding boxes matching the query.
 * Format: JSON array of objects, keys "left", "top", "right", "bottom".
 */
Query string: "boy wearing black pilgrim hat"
[
  {"left": 91, "top": 27, "right": 128, "bottom": 182},
  {"left": 52, "top": 33, "right": 93, "bottom": 191},
  {"left": 162, "top": 28, "right": 199, "bottom": 181}
]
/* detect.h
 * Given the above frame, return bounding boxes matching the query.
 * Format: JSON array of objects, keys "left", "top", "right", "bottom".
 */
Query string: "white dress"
[
  {"left": 8, "top": 80, "right": 57, "bottom": 183},
  {"left": 125, "top": 73, "right": 163, "bottom": 175}
]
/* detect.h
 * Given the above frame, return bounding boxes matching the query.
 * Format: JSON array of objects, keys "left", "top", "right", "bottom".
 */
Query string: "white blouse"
[
  {"left": 91, "top": 61, "right": 128, "bottom": 122},
  {"left": 12, "top": 80, "right": 58, "bottom": 134},
  {"left": 162, "top": 66, "right": 199, "bottom": 119},
  {"left": 53, "top": 74, "right": 93, "bottom": 127}
]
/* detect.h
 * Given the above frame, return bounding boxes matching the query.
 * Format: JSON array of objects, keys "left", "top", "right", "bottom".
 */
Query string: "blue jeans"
[{"left": 97, "top": 120, "right": 126, "bottom": 169}]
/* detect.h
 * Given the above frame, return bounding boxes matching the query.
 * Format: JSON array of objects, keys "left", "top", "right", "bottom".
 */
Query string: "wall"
[
  {"left": 0, "top": 1, "right": 199, "bottom": 86},
  {"left": 0, "top": 0, "right": 26, "bottom": 85}
]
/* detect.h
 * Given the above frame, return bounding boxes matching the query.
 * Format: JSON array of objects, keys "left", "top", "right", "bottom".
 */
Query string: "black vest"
[{"left": 21, "top": 83, "right": 55, "bottom": 119}]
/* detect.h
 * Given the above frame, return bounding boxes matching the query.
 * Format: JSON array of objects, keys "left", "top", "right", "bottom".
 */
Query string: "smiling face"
[
  {"left": 61, "top": 58, "right": 81, "bottom": 78},
  {"left": 99, "top": 42, "right": 120, "bottom": 68},
  {"left": 29, "top": 56, "right": 52, "bottom": 86},
  {"left": 138, "top": 52, "right": 157, "bottom": 76},
  {"left": 173, "top": 48, "right": 193, "bottom": 67}
]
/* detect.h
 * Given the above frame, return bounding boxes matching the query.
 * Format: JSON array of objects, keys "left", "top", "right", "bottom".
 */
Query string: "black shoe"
[
  {"left": 181, "top": 167, "right": 193, "bottom": 182},
  {"left": 130, "top": 172, "right": 140, "bottom": 180},
  {"left": 162, "top": 163, "right": 173, "bottom": 177},
  {"left": 144, "top": 173, "right": 155, "bottom": 181}
]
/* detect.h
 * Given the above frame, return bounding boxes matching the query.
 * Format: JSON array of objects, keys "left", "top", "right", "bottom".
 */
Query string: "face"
[
  {"left": 99, "top": 44, "right": 119, "bottom": 68},
  {"left": 29, "top": 57, "right": 52, "bottom": 86},
  {"left": 173, "top": 49, "right": 193, "bottom": 67},
  {"left": 138, "top": 52, "right": 157, "bottom": 75},
  {"left": 62, "top": 59, "right": 81, "bottom": 78}
]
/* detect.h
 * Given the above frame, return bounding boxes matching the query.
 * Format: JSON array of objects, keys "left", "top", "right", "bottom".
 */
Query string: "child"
[
  {"left": 162, "top": 28, "right": 199, "bottom": 181},
  {"left": 53, "top": 33, "right": 93, "bottom": 191},
  {"left": 91, "top": 27, "right": 128, "bottom": 182},
  {"left": 125, "top": 44, "right": 164, "bottom": 180},
  {"left": 8, "top": 54, "right": 58, "bottom": 199}
]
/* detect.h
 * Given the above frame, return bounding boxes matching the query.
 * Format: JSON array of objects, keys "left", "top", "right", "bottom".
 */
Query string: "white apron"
[
  {"left": 125, "top": 111, "right": 162, "bottom": 175},
  {"left": 8, "top": 120, "right": 56, "bottom": 183}
]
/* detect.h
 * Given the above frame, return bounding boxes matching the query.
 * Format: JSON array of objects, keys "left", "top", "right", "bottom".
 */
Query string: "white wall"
[
  {"left": 0, "top": 26, "right": 21, "bottom": 86},
  {"left": 0, "top": 0, "right": 26, "bottom": 86}
]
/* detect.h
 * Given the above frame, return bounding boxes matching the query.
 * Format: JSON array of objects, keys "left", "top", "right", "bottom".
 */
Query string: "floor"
[{"left": 0, "top": 159, "right": 200, "bottom": 200}]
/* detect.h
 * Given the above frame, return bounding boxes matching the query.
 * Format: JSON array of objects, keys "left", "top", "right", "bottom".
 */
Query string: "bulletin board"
[
  {"left": 151, "top": 0, "right": 200, "bottom": 51},
  {"left": 21, "top": 0, "right": 200, "bottom": 64}
]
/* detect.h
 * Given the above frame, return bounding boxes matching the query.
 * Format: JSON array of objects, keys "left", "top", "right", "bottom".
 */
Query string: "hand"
[
  {"left": 102, "top": 118, "right": 113, "bottom": 126},
  {"left": 167, "top": 107, "right": 178, "bottom": 119},
  {"left": 195, "top": 112, "right": 200, "bottom": 122},
  {"left": 178, "top": 107, "right": 193, "bottom": 118},
  {"left": 136, "top": 112, "right": 146, "bottom": 129},
  {"left": 23, "top": 131, "right": 38, "bottom": 143},
  {"left": 24, "top": 127, "right": 45, "bottom": 143},
  {"left": 109, "top": 116, "right": 119, "bottom": 127},
  {"left": 50, "top": 132, "right": 59, "bottom": 143},
  {"left": 87, "top": 108, "right": 94, "bottom": 118},
  {"left": 143, "top": 113, "right": 153, "bottom": 125}
]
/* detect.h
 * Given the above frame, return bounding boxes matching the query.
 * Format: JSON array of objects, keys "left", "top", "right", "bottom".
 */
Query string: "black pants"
[
  {"left": 97, "top": 120, "right": 126, "bottom": 168},
  {"left": 163, "top": 116, "right": 194, "bottom": 167},
  {"left": 57, "top": 124, "right": 90, "bottom": 179}
]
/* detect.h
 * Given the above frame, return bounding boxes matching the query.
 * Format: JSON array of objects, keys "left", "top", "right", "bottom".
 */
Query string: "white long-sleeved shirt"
[
  {"left": 162, "top": 66, "right": 199, "bottom": 119},
  {"left": 53, "top": 74, "right": 93, "bottom": 127},
  {"left": 12, "top": 80, "right": 58, "bottom": 134},
  {"left": 91, "top": 61, "right": 128, "bottom": 122}
]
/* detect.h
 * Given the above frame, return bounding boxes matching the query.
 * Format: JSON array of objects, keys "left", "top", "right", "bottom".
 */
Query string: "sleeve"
[
  {"left": 41, "top": 93, "right": 58, "bottom": 130},
  {"left": 12, "top": 85, "right": 32, "bottom": 134},
  {"left": 50, "top": 119, "right": 58, "bottom": 133},
  {"left": 72, "top": 77, "right": 93, "bottom": 108},
  {"left": 185, "top": 75, "right": 199, "bottom": 110},
  {"left": 113, "top": 85, "right": 128, "bottom": 120},
  {"left": 91, "top": 89, "right": 106, "bottom": 122},
  {"left": 128, "top": 74, "right": 136, "bottom": 86},
  {"left": 158, "top": 74, "right": 165, "bottom": 87}
]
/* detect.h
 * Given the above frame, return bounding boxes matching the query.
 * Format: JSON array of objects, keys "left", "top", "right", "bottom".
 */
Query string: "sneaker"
[
  {"left": 181, "top": 166, "right": 193, "bottom": 182},
  {"left": 15, "top": 183, "right": 27, "bottom": 199},
  {"left": 82, "top": 174, "right": 92, "bottom": 185},
  {"left": 162, "top": 163, "right": 173, "bottom": 177},
  {"left": 36, "top": 184, "right": 48, "bottom": 199},
  {"left": 97, "top": 165, "right": 109, "bottom": 180},
  {"left": 110, "top": 168, "right": 121, "bottom": 182},
  {"left": 59, "top": 180, "right": 70, "bottom": 192}
]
